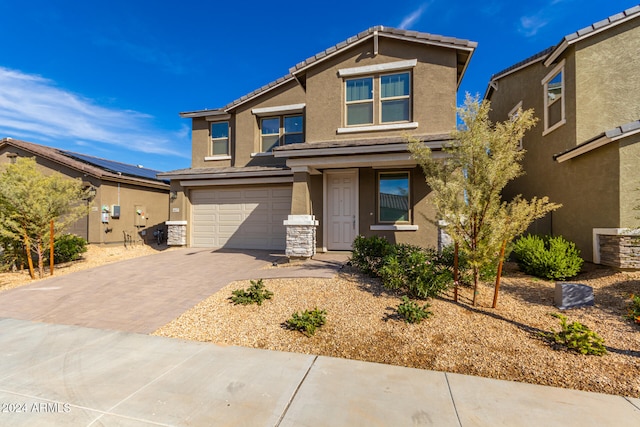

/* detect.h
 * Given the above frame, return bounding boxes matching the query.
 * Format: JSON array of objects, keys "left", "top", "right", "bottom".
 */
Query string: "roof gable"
[
  {"left": 485, "top": 5, "right": 640, "bottom": 99},
  {"left": 0, "top": 138, "right": 169, "bottom": 187},
  {"left": 180, "top": 26, "right": 477, "bottom": 118}
]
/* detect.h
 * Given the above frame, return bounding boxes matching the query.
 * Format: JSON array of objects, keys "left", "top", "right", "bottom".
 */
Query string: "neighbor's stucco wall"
[
  {"left": 575, "top": 19, "right": 640, "bottom": 143},
  {"left": 619, "top": 134, "right": 640, "bottom": 228}
]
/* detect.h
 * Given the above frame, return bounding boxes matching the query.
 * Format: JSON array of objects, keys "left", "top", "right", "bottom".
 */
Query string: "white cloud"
[
  {"left": 518, "top": 14, "right": 549, "bottom": 37},
  {"left": 399, "top": 3, "right": 430, "bottom": 30},
  {"left": 0, "top": 67, "right": 188, "bottom": 158}
]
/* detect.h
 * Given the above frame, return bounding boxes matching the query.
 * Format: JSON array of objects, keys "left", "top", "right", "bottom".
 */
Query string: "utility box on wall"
[
  {"left": 134, "top": 205, "right": 147, "bottom": 227},
  {"left": 111, "top": 205, "right": 120, "bottom": 219}
]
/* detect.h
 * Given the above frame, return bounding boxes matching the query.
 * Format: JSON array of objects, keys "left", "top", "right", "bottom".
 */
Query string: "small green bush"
[
  {"left": 53, "top": 234, "right": 87, "bottom": 263},
  {"left": 350, "top": 235, "right": 394, "bottom": 276},
  {"left": 230, "top": 279, "right": 273, "bottom": 306},
  {"left": 541, "top": 313, "right": 607, "bottom": 356},
  {"left": 396, "top": 296, "right": 432, "bottom": 324},
  {"left": 626, "top": 294, "right": 640, "bottom": 325},
  {"left": 286, "top": 308, "right": 327, "bottom": 336},
  {"left": 379, "top": 244, "right": 452, "bottom": 299},
  {"left": 512, "top": 234, "right": 583, "bottom": 280}
]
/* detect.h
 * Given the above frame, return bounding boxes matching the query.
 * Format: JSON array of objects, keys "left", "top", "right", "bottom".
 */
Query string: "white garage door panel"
[{"left": 191, "top": 186, "right": 292, "bottom": 249}]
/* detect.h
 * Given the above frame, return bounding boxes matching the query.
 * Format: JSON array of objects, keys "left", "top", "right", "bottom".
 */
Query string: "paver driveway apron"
[{"left": 0, "top": 248, "right": 346, "bottom": 333}]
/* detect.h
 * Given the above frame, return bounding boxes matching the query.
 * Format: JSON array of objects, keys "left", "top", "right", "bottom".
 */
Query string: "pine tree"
[{"left": 409, "top": 94, "right": 561, "bottom": 306}]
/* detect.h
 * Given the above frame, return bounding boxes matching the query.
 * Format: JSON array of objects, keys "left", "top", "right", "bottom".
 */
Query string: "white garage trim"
[{"left": 191, "top": 186, "right": 292, "bottom": 250}]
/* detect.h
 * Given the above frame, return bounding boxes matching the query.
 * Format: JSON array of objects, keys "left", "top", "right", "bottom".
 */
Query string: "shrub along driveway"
[{"left": 0, "top": 248, "right": 346, "bottom": 333}]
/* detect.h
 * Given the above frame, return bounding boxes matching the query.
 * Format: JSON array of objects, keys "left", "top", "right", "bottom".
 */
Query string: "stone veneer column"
[
  {"left": 599, "top": 234, "right": 640, "bottom": 269},
  {"left": 165, "top": 220, "right": 187, "bottom": 246},
  {"left": 284, "top": 215, "right": 319, "bottom": 259}
]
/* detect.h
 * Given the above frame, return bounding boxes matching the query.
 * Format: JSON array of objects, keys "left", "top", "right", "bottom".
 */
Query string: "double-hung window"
[
  {"left": 542, "top": 60, "right": 565, "bottom": 135},
  {"left": 380, "top": 73, "right": 410, "bottom": 123},
  {"left": 345, "top": 72, "right": 411, "bottom": 127},
  {"left": 378, "top": 172, "right": 410, "bottom": 223},
  {"left": 261, "top": 115, "right": 304, "bottom": 152},
  {"left": 210, "top": 121, "right": 229, "bottom": 156}
]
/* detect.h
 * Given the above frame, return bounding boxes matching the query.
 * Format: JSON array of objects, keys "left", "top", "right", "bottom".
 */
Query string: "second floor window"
[
  {"left": 542, "top": 60, "right": 565, "bottom": 135},
  {"left": 345, "top": 72, "right": 411, "bottom": 127},
  {"left": 210, "top": 121, "right": 229, "bottom": 156},
  {"left": 261, "top": 115, "right": 304, "bottom": 152}
]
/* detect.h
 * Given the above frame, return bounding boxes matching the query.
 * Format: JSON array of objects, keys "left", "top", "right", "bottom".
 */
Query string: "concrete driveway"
[{"left": 0, "top": 248, "right": 348, "bottom": 334}]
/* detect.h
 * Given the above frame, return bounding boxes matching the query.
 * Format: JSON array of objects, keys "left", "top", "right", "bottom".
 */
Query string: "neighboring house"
[
  {"left": 161, "top": 26, "right": 477, "bottom": 256},
  {"left": 485, "top": 5, "right": 640, "bottom": 268},
  {"left": 0, "top": 138, "right": 170, "bottom": 245}
]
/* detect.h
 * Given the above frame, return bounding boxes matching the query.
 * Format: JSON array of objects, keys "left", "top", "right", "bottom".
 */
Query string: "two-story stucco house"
[
  {"left": 485, "top": 5, "right": 640, "bottom": 268},
  {"left": 162, "top": 27, "right": 477, "bottom": 256}
]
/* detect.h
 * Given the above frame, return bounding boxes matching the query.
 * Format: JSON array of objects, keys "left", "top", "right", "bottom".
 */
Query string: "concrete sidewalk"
[{"left": 0, "top": 318, "right": 638, "bottom": 426}]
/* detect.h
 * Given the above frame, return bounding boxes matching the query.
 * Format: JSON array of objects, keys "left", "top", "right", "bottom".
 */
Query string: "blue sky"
[{"left": 0, "top": 1, "right": 636, "bottom": 172}]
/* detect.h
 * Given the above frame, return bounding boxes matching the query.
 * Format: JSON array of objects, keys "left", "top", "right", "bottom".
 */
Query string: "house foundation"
[{"left": 284, "top": 215, "right": 318, "bottom": 259}]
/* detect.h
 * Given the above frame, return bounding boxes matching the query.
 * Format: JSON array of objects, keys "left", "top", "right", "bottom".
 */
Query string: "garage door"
[{"left": 191, "top": 186, "right": 292, "bottom": 250}]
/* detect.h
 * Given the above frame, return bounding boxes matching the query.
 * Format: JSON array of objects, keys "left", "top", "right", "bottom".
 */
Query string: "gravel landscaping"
[{"left": 154, "top": 261, "right": 640, "bottom": 398}]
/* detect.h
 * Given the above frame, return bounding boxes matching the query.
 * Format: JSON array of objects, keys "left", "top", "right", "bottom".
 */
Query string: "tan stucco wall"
[
  {"left": 619, "top": 135, "right": 640, "bottom": 228},
  {"left": 354, "top": 167, "right": 437, "bottom": 248},
  {"left": 0, "top": 146, "right": 169, "bottom": 245},
  {"left": 304, "top": 37, "right": 458, "bottom": 142},
  {"left": 575, "top": 20, "right": 640, "bottom": 143}
]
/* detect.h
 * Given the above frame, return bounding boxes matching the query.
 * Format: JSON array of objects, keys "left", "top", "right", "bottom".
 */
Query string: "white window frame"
[
  {"left": 207, "top": 121, "right": 230, "bottom": 160},
  {"left": 260, "top": 114, "right": 304, "bottom": 152},
  {"left": 542, "top": 59, "right": 566, "bottom": 136},
  {"left": 379, "top": 72, "right": 411, "bottom": 124},
  {"left": 344, "top": 71, "right": 413, "bottom": 129},
  {"left": 508, "top": 101, "right": 524, "bottom": 150},
  {"left": 377, "top": 171, "right": 411, "bottom": 224}
]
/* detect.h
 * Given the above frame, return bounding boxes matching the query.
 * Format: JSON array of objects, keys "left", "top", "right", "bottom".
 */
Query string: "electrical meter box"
[
  {"left": 111, "top": 205, "right": 120, "bottom": 219},
  {"left": 134, "top": 205, "right": 147, "bottom": 226},
  {"left": 101, "top": 205, "right": 110, "bottom": 223}
]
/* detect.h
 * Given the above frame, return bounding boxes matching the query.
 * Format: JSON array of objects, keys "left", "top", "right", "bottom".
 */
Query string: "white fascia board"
[
  {"left": 180, "top": 176, "right": 293, "bottom": 187},
  {"left": 179, "top": 110, "right": 227, "bottom": 118},
  {"left": 338, "top": 59, "right": 417, "bottom": 77},
  {"left": 555, "top": 136, "right": 611, "bottom": 163},
  {"left": 274, "top": 139, "right": 443, "bottom": 159},
  {"left": 205, "top": 114, "right": 231, "bottom": 121},
  {"left": 251, "top": 103, "right": 306, "bottom": 116}
]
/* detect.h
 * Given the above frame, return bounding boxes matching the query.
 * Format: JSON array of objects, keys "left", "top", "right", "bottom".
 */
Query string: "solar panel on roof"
[{"left": 61, "top": 151, "right": 168, "bottom": 183}]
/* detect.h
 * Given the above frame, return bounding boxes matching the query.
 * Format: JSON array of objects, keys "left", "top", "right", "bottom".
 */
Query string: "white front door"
[{"left": 326, "top": 170, "right": 358, "bottom": 250}]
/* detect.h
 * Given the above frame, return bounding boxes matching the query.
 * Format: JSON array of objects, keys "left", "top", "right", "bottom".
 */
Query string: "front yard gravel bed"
[{"left": 154, "top": 262, "right": 640, "bottom": 398}]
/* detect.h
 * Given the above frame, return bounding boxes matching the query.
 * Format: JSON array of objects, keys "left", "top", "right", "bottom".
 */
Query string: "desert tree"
[
  {"left": 409, "top": 94, "right": 560, "bottom": 306},
  {"left": 0, "top": 157, "right": 89, "bottom": 278}
]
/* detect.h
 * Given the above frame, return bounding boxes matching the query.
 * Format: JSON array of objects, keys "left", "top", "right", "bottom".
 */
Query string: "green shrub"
[
  {"left": 512, "top": 234, "right": 583, "bottom": 280},
  {"left": 540, "top": 313, "right": 607, "bottom": 356},
  {"left": 230, "top": 279, "right": 273, "bottom": 306},
  {"left": 626, "top": 294, "right": 640, "bottom": 325},
  {"left": 350, "top": 235, "right": 394, "bottom": 276},
  {"left": 379, "top": 244, "right": 452, "bottom": 299},
  {"left": 286, "top": 308, "right": 327, "bottom": 336},
  {"left": 53, "top": 234, "right": 87, "bottom": 263},
  {"left": 396, "top": 296, "right": 432, "bottom": 324}
]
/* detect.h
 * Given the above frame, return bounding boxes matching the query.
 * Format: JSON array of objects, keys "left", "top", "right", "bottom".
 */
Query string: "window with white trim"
[
  {"left": 345, "top": 72, "right": 411, "bottom": 127},
  {"left": 378, "top": 171, "right": 410, "bottom": 223},
  {"left": 542, "top": 60, "right": 565, "bottom": 135},
  {"left": 260, "top": 115, "right": 304, "bottom": 152},
  {"left": 210, "top": 121, "right": 229, "bottom": 156}
]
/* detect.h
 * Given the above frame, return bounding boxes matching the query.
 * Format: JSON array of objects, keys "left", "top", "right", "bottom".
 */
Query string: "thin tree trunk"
[
  {"left": 472, "top": 267, "right": 479, "bottom": 306},
  {"left": 36, "top": 238, "right": 44, "bottom": 279},
  {"left": 23, "top": 231, "right": 35, "bottom": 280},
  {"left": 492, "top": 239, "right": 507, "bottom": 309},
  {"left": 50, "top": 220, "right": 54, "bottom": 276},
  {"left": 453, "top": 242, "right": 459, "bottom": 302}
]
